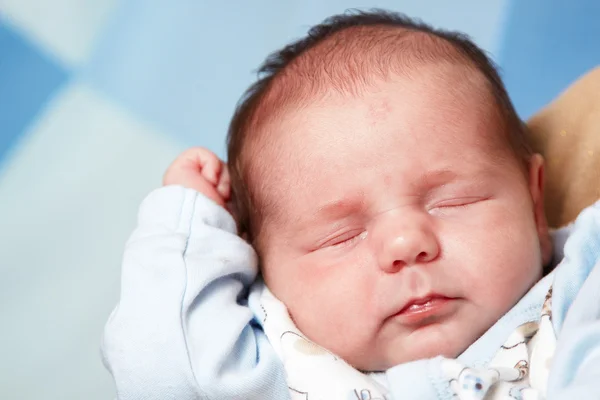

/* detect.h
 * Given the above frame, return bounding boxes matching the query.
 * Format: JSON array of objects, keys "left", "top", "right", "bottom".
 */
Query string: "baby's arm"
[{"left": 101, "top": 148, "right": 289, "bottom": 400}]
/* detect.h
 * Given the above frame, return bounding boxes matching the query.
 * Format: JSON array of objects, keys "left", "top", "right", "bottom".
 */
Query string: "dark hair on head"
[{"left": 227, "top": 8, "right": 531, "bottom": 244}]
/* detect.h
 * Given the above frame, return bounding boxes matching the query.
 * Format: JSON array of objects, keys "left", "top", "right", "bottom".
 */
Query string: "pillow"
[{"left": 526, "top": 67, "right": 600, "bottom": 228}]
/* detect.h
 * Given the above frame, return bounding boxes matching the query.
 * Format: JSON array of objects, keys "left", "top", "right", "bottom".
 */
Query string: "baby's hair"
[{"left": 227, "top": 9, "right": 531, "bottom": 244}]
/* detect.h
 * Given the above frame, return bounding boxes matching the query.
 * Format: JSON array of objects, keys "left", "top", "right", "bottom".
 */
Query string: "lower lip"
[{"left": 393, "top": 297, "right": 457, "bottom": 325}]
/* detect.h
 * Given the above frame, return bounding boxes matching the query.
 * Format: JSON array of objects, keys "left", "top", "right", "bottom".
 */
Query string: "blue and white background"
[{"left": 0, "top": 1, "right": 598, "bottom": 399}]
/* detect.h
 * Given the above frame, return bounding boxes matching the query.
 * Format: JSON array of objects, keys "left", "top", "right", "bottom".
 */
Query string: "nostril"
[
  {"left": 416, "top": 251, "right": 428, "bottom": 262},
  {"left": 392, "top": 260, "right": 405, "bottom": 270}
]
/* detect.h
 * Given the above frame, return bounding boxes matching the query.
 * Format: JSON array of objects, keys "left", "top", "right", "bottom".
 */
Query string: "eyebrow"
[
  {"left": 314, "top": 194, "right": 366, "bottom": 221},
  {"left": 416, "top": 169, "right": 461, "bottom": 190}
]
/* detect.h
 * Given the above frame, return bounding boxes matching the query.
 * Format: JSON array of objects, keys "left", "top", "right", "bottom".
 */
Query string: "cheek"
[
  {"left": 264, "top": 250, "right": 380, "bottom": 357},
  {"left": 289, "top": 252, "right": 375, "bottom": 320},
  {"left": 445, "top": 202, "right": 542, "bottom": 310}
]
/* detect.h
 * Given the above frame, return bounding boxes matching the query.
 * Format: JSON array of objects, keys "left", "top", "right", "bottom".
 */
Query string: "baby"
[{"left": 103, "top": 9, "right": 600, "bottom": 400}]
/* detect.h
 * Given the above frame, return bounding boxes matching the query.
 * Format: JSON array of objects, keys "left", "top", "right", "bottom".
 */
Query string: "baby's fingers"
[
  {"left": 165, "top": 147, "right": 222, "bottom": 185},
  {"left": 216, "top": 166, "right": 231, "bottom": 200},
  {"left": 187, "top": 147, "right": 222, "bottom": 185}
]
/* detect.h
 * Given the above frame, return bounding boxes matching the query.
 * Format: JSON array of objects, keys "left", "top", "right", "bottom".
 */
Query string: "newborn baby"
[
  {"left": 226, "top": 9, "right": 551, "bottom": 372},
  {"left": 103, "top": 9, "right": 600, "bottom": 400}
]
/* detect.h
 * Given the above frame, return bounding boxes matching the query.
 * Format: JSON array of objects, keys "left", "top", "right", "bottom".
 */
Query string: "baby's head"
[{"left": 227, "top": 10, "right": 552, "bottom": 371}]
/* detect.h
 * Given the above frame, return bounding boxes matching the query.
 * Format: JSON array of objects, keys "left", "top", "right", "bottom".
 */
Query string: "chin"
[{"left": 382, "top": 326, "right": 474, "bottom": 369}]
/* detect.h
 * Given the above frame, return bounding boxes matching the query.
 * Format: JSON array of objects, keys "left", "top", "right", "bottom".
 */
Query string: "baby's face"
[{"left": 256, "top": 65, "right": 548, "bottom": 371}]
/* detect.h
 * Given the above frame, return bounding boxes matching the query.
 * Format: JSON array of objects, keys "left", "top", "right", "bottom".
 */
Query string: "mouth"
[{"left": 390, "top": 294, "right": 458, "bottom": 325}]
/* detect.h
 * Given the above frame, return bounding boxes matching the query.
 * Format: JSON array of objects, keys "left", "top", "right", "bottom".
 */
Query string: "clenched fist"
[{"left": 163, "top": 147, "right": 231, "bottom": 209}]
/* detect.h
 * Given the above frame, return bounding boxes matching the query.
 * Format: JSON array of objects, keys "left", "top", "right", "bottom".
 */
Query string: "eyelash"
[
  {"left": 431, "top": 197, "right": 487, "bottom": 211},
  {"left": 324, "top": 230, "right": 366, "bottom": 248}
]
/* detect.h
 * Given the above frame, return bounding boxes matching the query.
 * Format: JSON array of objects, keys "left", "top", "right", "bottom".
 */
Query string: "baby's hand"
[{"left": 163, "top": 147, "right": 231, "bottom": 209}]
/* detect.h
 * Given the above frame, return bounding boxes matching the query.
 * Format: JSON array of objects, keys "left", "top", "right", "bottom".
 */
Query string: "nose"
[{"left": 375, "top": 211, "right": 440, "bottom": 273}]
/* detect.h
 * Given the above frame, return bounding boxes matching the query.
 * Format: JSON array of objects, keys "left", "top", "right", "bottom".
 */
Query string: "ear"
[{"left": 528, "top": 154, "right": 553, "bottom": 266}]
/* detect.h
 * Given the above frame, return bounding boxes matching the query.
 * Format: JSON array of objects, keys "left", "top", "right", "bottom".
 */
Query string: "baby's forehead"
[
  {"left": 244, "top": 63, "right": 502, "bottom": 186},
  {"left": 258, "top": 65, "right": 498, "bottom": 147},
  {"left": 251, "top": 76, "right": 505, "bottom": 193}
]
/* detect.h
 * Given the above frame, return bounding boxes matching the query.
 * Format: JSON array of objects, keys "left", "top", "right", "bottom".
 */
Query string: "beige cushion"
[{"left": 526, "top": 67, "right": 600, "bottom": 228}]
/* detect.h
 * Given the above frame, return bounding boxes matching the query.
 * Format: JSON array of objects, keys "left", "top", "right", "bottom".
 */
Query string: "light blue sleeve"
[
  {"left": 101, "top": 186, "right": 290, "bottom": 400},
  {"left": 546, "top": 201, "right": 600, "bottom": 399}
]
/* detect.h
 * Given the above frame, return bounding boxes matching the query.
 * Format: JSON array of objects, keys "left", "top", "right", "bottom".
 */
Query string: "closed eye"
[
  {"left": 320, "top": 230, "right": 366, "bottom": 249},
  {"left": 430, "top": 196, "right": 489, "bottom": 211}
]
